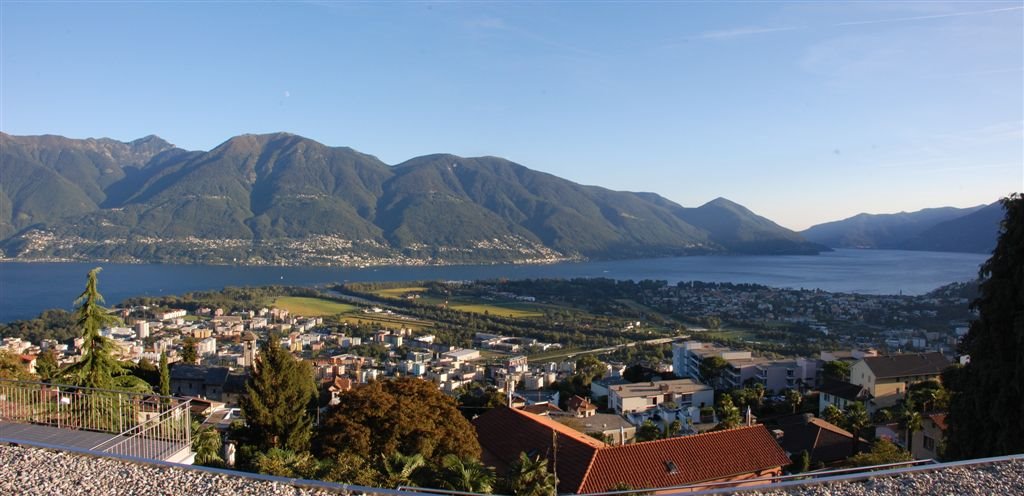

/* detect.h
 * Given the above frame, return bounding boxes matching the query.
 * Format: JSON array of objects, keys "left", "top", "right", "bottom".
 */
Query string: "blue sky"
[{"left": 2, "top": 1, "right": 1021, "bottom": 230}]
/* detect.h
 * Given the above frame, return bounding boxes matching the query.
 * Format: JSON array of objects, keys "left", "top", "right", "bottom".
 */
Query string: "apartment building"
[
  {"left": 849, "top": 352, "right": 950, "bottom": 410},
  {"left": 608, "top": 379, "right": 714, "bottom": 415}
]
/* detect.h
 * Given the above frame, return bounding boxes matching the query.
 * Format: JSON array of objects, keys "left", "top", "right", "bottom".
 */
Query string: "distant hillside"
[
  {"left": 900, "top": 202, "right": 1004, "bottom": 254},
  {"left": 801, "top": 203, "right": 1001, "bottom": 254},
  {"left": 675, "top": 197, "right": 825, "bottom": 254},
  {"left": 0, "top": 132, "right": 825, "bottom": 265}
]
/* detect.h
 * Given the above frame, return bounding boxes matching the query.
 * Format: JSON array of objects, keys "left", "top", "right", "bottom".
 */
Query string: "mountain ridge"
[
  {"left": 801, "top": 203, "right": 1000, "bottom": 254},
  {"left": 3, "top": 131, "right": 822, "bottom": 265}
]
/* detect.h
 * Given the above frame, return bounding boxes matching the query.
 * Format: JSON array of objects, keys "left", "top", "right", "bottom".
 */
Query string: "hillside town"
[{"left": 1, "top": 289, "right": 968, "bottom": 491}]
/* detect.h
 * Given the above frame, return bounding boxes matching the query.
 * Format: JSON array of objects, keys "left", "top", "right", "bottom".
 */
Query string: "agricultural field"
[
  {"left": 369, "top": 287, "right": 547, "bottom": 319},
  {"left": 272, "top": 296, "right": 358, "bottom": 317},
  {"left": 340, "top": 312, "right": 433, "bottom": 330},
  {"left": 446, "top": 299, "right": 545, "bottom": 319},
  {"left": 698, "top": 328, "right": 756, "bottom": 341},
  {"left": 367, "top": 286, "right": 428, "bottom": 299}
]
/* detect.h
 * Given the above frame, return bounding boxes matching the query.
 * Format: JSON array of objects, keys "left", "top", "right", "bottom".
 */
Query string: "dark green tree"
[
  {"left": 822, "top": 360, "right": 850, "bottom": 382},
  {"left": 636, "top": 420, "right": 662, "bottom": 442},
  {"left": 945, "top": 194, "right": 1024, "bottom": 459},
  {"left": 788, "top": 449, "right": 810, "bottom": 474},
  {"left": 505, "top": 452, "right": 557, "bottom": 496},
  {"left": 181, "top": 336, "right": 198, "bottom": 365},
  {"left": 61, "top": 268, "right": 149, "bottom": 392},
  {"left": 317, "top": 377, "right": 481, "bottom": 465},
  {"left": 844, "top": 402, "right": 870, "bottom": 456},
  {"left": 0, "top": 350, "right": 32, "bottom": 380},
  {"left": 253, "top": 448, "right": 320, "bottom": 478},
  {"left": 240, "top": 332, "right": 317, "bottom": 452},
  {"left": 437, "top": 454, "right": 496, "bottom": 493},
  {"left": 35, "top": 349, "right": 60, "bottom": 383},
  {"left": 699, "top": 356, "right": 729, "bottom": 389},
  {"left": 785, "top": 388, "right": 803, "bottom": 414},
  {"left": 192, "top": 420, "right": 224, "bottom": 466},
  {"left": 159, "top": 352, "right": 171, "bottom": 397},
  {"left": 715, "top": 393, "right": 742, "bottom": 430},
  {"left": 846, "top": 438, "right": 912, "bottom": 467},
  {"left": 575, "top": 355, "right": 607, "bottom": 385},
  {"left": 380, "top": 452, "right": 426, "bottom": 488},
  {"left": 823, "top": 404, "right": 845, "bottom": 428}
]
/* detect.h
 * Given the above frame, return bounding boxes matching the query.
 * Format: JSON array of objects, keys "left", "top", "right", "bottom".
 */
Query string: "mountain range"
[
  {"left": 1, "top": 131, "right": 1000, "bottom": 266},
  {"left": 800, "top": 203, "right": 1003, "bottom": 254},
  {"left": 0, "top": 132, "right": 825, "bottom": 266}
]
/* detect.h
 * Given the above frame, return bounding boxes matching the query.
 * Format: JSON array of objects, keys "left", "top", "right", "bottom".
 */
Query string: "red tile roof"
[
  {"left": 474, "top": 407, "right": 790, "bottom": 494},
  {"left": 775, "top": 415, "right": 869, "bottom": 465},
  {"left": 521, "top": 402, "right": 564, "bottom": 415},
  {"left": 473, "top": 407, "right": 606, "bottom": 494},
  {"left": 578, "top": 425, "right": 791, "bottom": 493},
  {"left": 929, "top": 413, "right": 948, "bottom": 431},
  {"left": 568, "top": 395, "right": 597, "bottom": 413}
]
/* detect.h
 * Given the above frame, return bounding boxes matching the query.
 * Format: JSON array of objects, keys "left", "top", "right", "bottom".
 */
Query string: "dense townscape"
[{"left": 0, "top": 195, "right": 1020, "bottom": 494}]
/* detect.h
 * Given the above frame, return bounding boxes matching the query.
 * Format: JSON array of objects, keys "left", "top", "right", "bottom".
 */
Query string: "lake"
[{"left": 0, "top": 249, "right": 987, "bottom": 322}]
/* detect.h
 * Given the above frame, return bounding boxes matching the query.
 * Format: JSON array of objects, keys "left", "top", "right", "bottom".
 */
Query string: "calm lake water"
[{"left": 0, "top": 249, "right": 987, "bottom": 322}]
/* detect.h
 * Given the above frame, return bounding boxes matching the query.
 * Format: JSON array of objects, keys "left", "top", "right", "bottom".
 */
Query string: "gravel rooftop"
[
  {"left": 2, "top": 444, "right": 1022, "bottom": 495},
  {"left": 740, "top": 458, "right": 1024, "bottom": 496},
  {"left": 0, "top": 445, "right": 346, "bottom": 496}
]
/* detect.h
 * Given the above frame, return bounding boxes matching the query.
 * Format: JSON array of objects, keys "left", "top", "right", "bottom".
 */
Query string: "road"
[{"left": 530, "top": 336, "right": 680, "bottom": 363}]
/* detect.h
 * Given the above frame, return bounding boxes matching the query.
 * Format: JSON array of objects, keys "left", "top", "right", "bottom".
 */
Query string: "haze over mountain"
[
  {"left": 801, "top": 203, "right": 1002, "bottom": 254},
  {"left": 1, "top": 132, "right": 827, "bottom": 265}
]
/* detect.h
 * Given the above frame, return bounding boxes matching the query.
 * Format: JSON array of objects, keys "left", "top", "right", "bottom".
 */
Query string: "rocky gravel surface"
[
  {"left": 2, "top": 444, "right": 1022, "bottom": 495},
  {"left": 0, "top": 445, "right": 349, "bottom": 496},
  {"left": 743, "top": 459, "right": 1024, "bottom": 496}
]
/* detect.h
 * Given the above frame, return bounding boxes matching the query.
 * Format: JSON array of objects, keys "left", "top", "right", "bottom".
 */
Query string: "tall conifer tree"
[
  {"left": 62, "top": 268, "right": 148, "bottom": 391},
  {"left": 159, "top": 352, "right": 171, "bottom": 397},
  {"left": 241, "top": 332, "right": 317, "bottom": 452},
  {"left": 944, "top": 194, "right": 1024, "bottom": 459}
]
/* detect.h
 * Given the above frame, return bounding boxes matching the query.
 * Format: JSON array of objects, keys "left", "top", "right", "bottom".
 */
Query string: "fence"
[{"left": 0, "top": 378, "right": 191, "bottom": 461}]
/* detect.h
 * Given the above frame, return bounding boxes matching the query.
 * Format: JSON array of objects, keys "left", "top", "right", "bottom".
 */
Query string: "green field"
[
  {"left": 701, "top": 328, "right": 758, "bottom": 342},
  {"left": 368, "top": 286, "right": 428, "bottom": 299},
  {"left": 448, "top": 300, "right": 545, "bottom": 319},
  {"left": 341, "top": 313, "right": 433, "bottom": 330},
  {"left": 272, "top": 296, "right": 357, "bottom": 317}
]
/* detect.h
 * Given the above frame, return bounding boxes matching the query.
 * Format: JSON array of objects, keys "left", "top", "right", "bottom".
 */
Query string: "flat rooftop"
[{"left": 610, "top": 378, "right": 711, "bottom": 398}]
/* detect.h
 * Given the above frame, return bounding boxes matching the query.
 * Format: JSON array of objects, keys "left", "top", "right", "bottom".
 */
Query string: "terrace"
[{"left": 0, "top": 379, "right": 192, "bottom": 463}]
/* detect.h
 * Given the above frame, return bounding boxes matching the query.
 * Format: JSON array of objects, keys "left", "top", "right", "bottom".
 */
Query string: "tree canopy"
[
  {"left": 317, "top": 377, "right": 481, "bottom": 465},
  {"left": 61, "top": 268, "right": 149, "bottom": 392},
  {"left": 945, "top": 194, "right": 1024, "bottom": 459},
  {"left": 240, "top": 332, "right": 318, "bottom": 452}
]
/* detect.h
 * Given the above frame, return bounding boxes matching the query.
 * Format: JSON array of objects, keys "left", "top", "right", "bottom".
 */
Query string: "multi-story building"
[
  {"left": 849, "top": 352, "right": 950, "bottom": 410},
  {"left": 912, "top": 413, "right": 947, "bottom": 460},
  {"left": 607, "top": 379, "right": 713, "bottom": 415},
  {"left": 673, "top": 341, "right": 816, "bottom": 392}
]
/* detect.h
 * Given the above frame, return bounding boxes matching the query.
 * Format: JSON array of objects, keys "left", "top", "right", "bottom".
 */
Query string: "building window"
[{"left": 924, "top": 436, "right": 935, "bottom": 451}]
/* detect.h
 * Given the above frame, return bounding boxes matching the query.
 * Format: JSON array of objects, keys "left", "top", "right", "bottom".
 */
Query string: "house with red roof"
[
  {"left": 911, "top": 413, "right": 947, "bottom": 460},
  {"left": 473, "top": 407, "right": 790, "bottom": 494}
]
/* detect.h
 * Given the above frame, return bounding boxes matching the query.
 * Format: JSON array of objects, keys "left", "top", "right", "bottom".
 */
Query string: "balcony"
[{"left": 0, "top": 379, "right": 192, "bottom": 463}]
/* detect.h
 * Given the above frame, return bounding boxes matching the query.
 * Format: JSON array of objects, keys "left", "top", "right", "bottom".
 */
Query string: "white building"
[
  {"left": 442, "top": 349, "right": 481, "bottom": 363},
  {"left": 608, "top": 379, "right": 714, "bottom": 415}
]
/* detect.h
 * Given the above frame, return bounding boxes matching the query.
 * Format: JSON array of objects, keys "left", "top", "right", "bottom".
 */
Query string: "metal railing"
[
  {"left": 0, "top": 379, "right": 191, "bottom": 461},
  {"left": 90, "top": 397, "right": 191, "bottom": 460}
]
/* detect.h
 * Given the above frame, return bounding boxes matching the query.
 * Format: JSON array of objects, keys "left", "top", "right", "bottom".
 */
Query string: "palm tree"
[
  {"left": 507, "top": 452, "right": 557, "bottom": 496},
  {"left": 752, "top": 382, "right": 766, "bottom": 409},
  {"left": 823, "top": 404, "right": 845, "bottom": 428},
  {"left": 845, "top": 403, "right": 870, "bottom": 456},
  {"left": 785, "top": 389, "right": 803, "bottom": 414},
  {"left": 903, "top": 410, "right": 922, "bottom": 451},
  {"left": 192, "top": 421, "right": 223, "bottom": 466},
  {"left": 438, "top": 454, "right": 496, "bottom": 493},
  {"left": 381, "top": 452, "right": 425, "bottom": 488}
]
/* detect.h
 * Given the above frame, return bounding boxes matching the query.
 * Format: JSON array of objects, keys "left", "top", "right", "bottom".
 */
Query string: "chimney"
[{"left": 620, "top": 425, "right": 626, "bottom": 446}]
